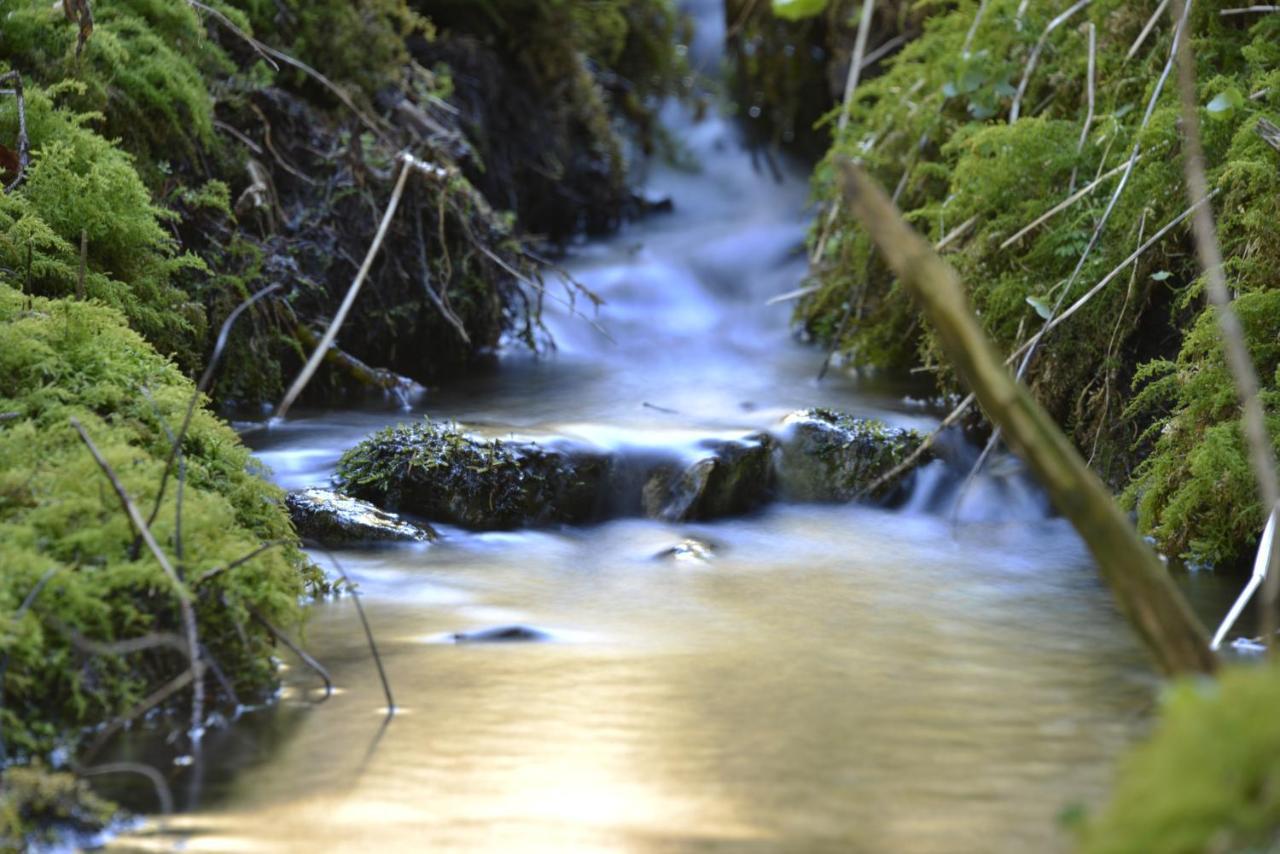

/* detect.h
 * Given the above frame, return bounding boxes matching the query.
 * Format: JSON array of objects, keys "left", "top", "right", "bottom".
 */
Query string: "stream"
[{"left": 106, "top": 4, "right": 1238, "bottom": 851}]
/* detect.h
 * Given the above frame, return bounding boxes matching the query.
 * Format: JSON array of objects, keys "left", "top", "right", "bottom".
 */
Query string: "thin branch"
[
  {"left": 1000, "top": 156, "right": 1144, "bottom": 250},
  {"left": 1219, "top": 6, "right": 1280, "bottom": 15},
  {"left": 312, "top": 546, "right": 394, "bottom": 716},
  {"left": 77, "top": 763, "right": 174, "bottom": 816},
  {"left": 1172, "top": 0, "right": 1280, "bottom": 648},
  {"left": 245, "top": 603, "right": 333, "bottom": 699},
  {"left": 145, "top": 285, "right": 281, "bottom": 537},
  {"left": 1127, "top": 0, "right": 1171, "bottom": 62},
  {"left": 196, "top": 539, "right": 288, "bottom": 586},
  {"left": 1010, "top": 0, "right": 1093, "bottom": 123},
  {"left": 81, "top": 670, "right": 194, "bottom": 762},
  {"left": 962, "top": 0, "right": 990, "bottom": 57},
  {"left": 276, "top": 153, "right": 446, "bottom": 421},
  {"left": 186, "top": 0, "right": 279, "bottom": 70},
  {"left": 70, "top": 418, "right": 204, "bottom": 744},
  {"left": 1068, "top": 23, "right": 1097, "bottom": 193}
]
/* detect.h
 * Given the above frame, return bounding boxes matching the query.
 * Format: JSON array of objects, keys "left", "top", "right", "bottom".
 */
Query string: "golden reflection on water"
[{"left": 111, "top": 504, "right": 1160, "bottom": 853}]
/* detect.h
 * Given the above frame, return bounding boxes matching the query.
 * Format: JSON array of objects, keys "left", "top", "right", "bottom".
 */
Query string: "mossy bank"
[{"left": 1, "top": 0, "right": 687, "bottom": 843}]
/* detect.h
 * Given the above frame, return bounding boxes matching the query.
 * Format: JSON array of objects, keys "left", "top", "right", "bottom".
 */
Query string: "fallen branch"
[
  {"left": 1220, "top": 5, "right": 1280, "bottom": 14},
  {"left": 837, "top": 159, "right": 1216, "bottom": 676},
  {"left": 77, "top": 762, "right": 173, "bottom": 816},
  {"left": 1258, "top": 118, "right": 1280, "bottom": 154},
  {"left": 1000, "top": 156, "right": 1144, "bottom": 250},
  {"left": 1068, "top": 23, "right": 1097, "bottom": 193},
  {"left": 81, "top": 670, "right": 194, "bottom": 762},
  {"left": 196, "top": 539, "right": 288, "bottom": 586}
]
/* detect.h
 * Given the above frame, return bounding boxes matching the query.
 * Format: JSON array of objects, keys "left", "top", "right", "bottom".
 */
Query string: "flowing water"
[{"left": 107, "top": 5, "right": 1238, "bottom": 851}]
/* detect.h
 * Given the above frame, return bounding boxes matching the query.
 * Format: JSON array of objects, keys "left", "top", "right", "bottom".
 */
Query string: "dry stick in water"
[
  {"left": 314, "top": 546, "right": 395, "bottom": 716},
  {"left": 70, "top": 418, "right": 205, "bottom": 744},
  {"left": 1171, "top": 0, "right": 1280, "bottom": 650},
  {"left": 276, "top": 153, "right": 447, "bottom": 421},
  {"left": 0, "top": 70, "right": 30, "bottom": 192},
  {"left": 837, "top": 159, "right": 1216, "bottom": 676},
  {"left": 245, "top": 603, "right": 334, "bottom": 699},
  {"left": 1009, "top": 0, "right": 1093, "bottom": 123},
  {"left": 809, "top": 0, "right": 876, "bottom": 265}
]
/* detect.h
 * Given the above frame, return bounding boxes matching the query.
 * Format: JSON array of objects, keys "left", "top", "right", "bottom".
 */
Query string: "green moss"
[
  {"left": 0, "top": 283, "right": 312, "bottom": 759},
  {"left": 0, "top": 765, "right": 116, "bottom": 850},
  {"left": 799, "top": 0, "right": 1280, "bottom": 566},
  {"left": 1080, "top": 665, "right": 1280, "bottom": 853}
]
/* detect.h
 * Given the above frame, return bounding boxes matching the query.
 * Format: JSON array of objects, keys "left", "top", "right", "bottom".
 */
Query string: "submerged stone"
[
  {"left": 286, "top": 488, "right": 437, "bottom": 545},
  {"left": 451, "top": 625, "right": 553, "bottom": 643},
  {"left": 773, "top": 409, "right": 924, "bottom": 502},
  {"left": 653, "top": 537, "right": 717, "bottom": 563}
]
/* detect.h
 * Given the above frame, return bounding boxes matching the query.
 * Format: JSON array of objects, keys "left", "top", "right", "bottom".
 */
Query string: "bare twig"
[
  {"left": 0, "top": 71, "right": 30, "bottom": 193},
  {"left": 67, "top": 630, "right": 189, "bottom": 658},
  {"left": 145, "top": 285, "right": 281, "bottom": 538},
  {"left": 245, "top": 603, "right": 333, "bottom": 699},
  {"left": 809, "top": 0, "right": 877, "bottom": 265},
  {"left": 70, "top": 418, "right": 204, "bottom": 744},
  {"left": 1127, "top": 0, "right": 1171, "bottom": 62},
  {"left": 1172, "top": 0, "right": 1280, "bottom": 649},
  {"left": 196, "top": 539, "right": 288, "bottom": 586},
  {"left": 312, "top": 547, "right": 395, "bottom": 716},
  {"left": 186, "top": 0, "right": 279, "bottom": 70},
  {"left": 962, "top": 0, "right": 990, "bottom": 57},
  {"left": 77, "top": 763, "right": 174, "bottom": 816},
  {"left": 1010, "top": 0, "right": 1093, "bottom": 123},
  {"left": 1000, "top": 156, "right": 1145, "bottom": 250},
  {"left": 1069, "top": 23, "right": 1097, "bottom": 193},
  {"left": 276, "top": 153, "right": 447, "bottom": 421},
  {"left": 1220, "top": 6, "right": 1280, "bottom": 15},
  {"left": 81, "top": 670, "right": 194, "bottom": 762}
]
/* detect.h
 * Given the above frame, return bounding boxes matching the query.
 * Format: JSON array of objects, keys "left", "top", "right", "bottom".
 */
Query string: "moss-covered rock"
[
  {"left": 1080, "top": 664, "right": 1280, "bottom": 853},
  {"left": 0, "top": 283, "right": 312, "bottom": 760},
  {"left": 336, "top": 419, "right": 615, "bottom": 529},
  {"left": 0, "top": 765, "right": 117, "bottom": 851},
  {"left": 774, "top": 408, "right": 923, "bottom": 502}
]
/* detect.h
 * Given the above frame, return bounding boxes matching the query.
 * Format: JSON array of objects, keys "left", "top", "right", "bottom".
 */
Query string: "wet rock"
[
  {"left": 642, "top": 434, "right": 774, "bottom": 522},
  {"left": 451, "top": 625, "right": 552, "bottom": 643},
  {"left": 773, "top": 409, "right": 925, "bottom": 502},
  {"left": 653, "top": 537, "right": 717, "bottom": 563},
  {"left": 336, "top": 420, "right": 612, "bottom": 530},
  {"left": 285, "top": 488, "right": 437, "bottom": 545}
]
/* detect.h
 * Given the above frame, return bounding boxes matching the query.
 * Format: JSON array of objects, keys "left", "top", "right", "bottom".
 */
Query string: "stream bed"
[{"left": 106, "top": 4, "right": 1237, "bottom": 850}]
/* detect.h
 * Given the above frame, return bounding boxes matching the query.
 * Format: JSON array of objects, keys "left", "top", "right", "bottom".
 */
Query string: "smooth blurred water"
[{"left": 105, "top": 3, "right": 1238, "bottom": 851}]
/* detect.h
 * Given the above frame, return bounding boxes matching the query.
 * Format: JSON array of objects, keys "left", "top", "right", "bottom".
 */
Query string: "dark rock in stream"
[
  {"left": 641, "top": 435, "right": 774, "bottom": 522},
  {"left": 451, "top": 625, "right": 553, "bottom": 643},
  {"left": 286, "top": 488, "right": 437, "bottom": 545},
  {"left": 773, "top": 409, "right": 925, "bottom": 502},
  {"left": 336, "top": 420, "right": 612, "bottom": 530}
]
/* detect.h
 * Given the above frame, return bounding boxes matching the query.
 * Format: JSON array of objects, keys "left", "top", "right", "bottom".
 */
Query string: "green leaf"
[
  {"left": 771, "top": 0, "right": 828, "bottom": 20},
  {"left": 1026, "top": 295, "right": 1053, "bottom": 320},
  {"left": 1150, "top": 270, "right": 1173, "bottom": 282},
  {"left": 1206, "top": 88, "right": 1244, "bottom": 121}
]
